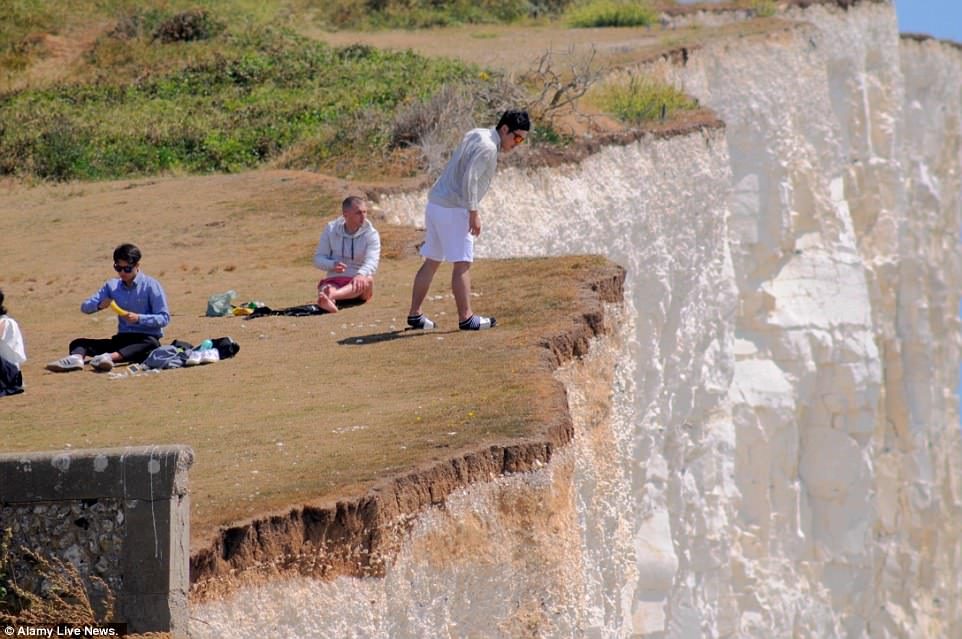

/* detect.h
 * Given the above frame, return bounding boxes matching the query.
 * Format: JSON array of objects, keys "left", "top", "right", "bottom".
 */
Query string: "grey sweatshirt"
[{"left": 313, "top": 218, "right": 381, "bottom": 278}]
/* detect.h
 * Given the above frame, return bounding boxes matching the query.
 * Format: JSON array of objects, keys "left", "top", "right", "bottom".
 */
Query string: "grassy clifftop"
[{"left": 0, "top": 170, "right": 624, "bottom": 551}]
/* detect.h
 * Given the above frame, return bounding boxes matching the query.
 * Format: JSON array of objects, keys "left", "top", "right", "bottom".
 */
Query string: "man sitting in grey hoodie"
[{"left": 313, "top": 196, "right": 381, "bottom": 314}]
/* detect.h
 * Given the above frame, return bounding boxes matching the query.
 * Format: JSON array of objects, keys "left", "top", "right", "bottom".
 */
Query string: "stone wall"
[{"left": 0, "top": 446, "right": 193, "bottom": 636}]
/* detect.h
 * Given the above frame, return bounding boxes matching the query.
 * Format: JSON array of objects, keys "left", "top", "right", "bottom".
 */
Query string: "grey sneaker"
[
  {"left": 46, "top": 354, "right": 84, "bottom": 372},
  {"left": 90, "top": 353, "right": 114, "bottom": 372}
]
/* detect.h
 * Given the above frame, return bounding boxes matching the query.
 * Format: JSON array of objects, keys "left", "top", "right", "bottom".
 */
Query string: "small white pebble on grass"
[
  {"left": 330, "top": 331, "right": 336, "bottom": 336},
  {"left": 447, "top": 432, "right": 457, "bottom": 436},
  {"left": 332, "top": 425, "right": 368, "bottom": 434},
  {"left": 437, "top": 336, "right": 444, "bottom": 340},
  {"left": 276, "top": 442, "right": 284, "bottom": 447}
]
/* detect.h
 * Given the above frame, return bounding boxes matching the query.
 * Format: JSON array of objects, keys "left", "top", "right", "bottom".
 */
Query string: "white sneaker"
[
  {"left": 46, "top": 354, "right": 84, "bottom": 372},
  {"left": 200, "top": 349, "right": 220, "bottom": 364},
  {"left": 406, "top": 314, "right": 436, "bottom": 330},
  {"left": 89, "top": 353, "right": 114, "bottom": 371},
  {"left": 185, "top": 350, "right": 202, "bottom": 367}
]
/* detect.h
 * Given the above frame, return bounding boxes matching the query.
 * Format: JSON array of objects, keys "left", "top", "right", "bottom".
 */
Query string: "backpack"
[
  {"left": 211, "top": 336, "right": 240, "bottom": 359},
  {"left": 143, "top": 345, "right": 188, "bottom": 370}
]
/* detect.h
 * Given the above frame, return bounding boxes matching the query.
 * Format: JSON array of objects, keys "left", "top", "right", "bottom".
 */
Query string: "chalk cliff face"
[{"left": 191, "top": 2, "right": 962, "bottom": 637}]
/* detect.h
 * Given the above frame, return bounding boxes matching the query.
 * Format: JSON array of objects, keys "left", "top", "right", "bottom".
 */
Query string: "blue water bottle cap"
[{"left": 199, "top": 339, "right": 213, "bottom": 350}]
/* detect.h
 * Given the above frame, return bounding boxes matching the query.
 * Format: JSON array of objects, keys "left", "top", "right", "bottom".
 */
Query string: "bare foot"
[{"left": 316, "top": 292, "right": 338, "bottom": 313}]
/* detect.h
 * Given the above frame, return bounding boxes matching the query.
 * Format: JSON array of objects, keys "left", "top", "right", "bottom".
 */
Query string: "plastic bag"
[{"left": 206, "top": 290, "right": 236, "bottom": 317}]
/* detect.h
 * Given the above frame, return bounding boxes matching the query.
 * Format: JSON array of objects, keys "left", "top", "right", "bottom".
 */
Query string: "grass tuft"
[
  {"left": 564, "top": 0, "right": 656, "bottom": 28},
  {"left": 750, "top": 0, "right": 777, "bottom": 18},
  {"left": 590, "top": 74, "right": 697, "bottom": 124}
]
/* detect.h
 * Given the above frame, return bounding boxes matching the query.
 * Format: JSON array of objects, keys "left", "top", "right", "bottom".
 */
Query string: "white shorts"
[{"left": 420, "top": 201, "right": 474, "bottom": 263}]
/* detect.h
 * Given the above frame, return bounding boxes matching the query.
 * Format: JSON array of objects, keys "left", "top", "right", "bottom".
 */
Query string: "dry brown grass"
[
  {"left": 0, "top": 170, "right": 615, "bottom": 549},
  {"left": 0, "top": 536, "right": 115, "bottom": 626}
]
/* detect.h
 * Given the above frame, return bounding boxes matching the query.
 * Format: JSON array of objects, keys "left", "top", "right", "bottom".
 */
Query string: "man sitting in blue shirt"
[{"left": 46, "top": 243, "right": 170, "bottom": 373}]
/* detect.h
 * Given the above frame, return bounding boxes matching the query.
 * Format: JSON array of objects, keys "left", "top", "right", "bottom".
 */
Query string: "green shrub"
[
  {"left": 152, "top": 9, "right": 226, "bottom": 43},
  {"left": 591, "top": 75, "right": 697, "bottom": 124},
  {"left": 564, "top": 0, "right": 656, "bottom": 28},
  {"left": 750, "top": 0, "right": 777, "bottom": 18}
]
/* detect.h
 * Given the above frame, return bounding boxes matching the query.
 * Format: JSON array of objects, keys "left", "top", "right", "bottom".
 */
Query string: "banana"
[{"left": 109, "top": 299, "right": 127, "bottom": 315}]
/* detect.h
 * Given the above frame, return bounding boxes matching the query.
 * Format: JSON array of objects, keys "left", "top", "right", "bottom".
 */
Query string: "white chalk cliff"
[{"left": 192, "top": 2, "right": 962, "bottom": 636}]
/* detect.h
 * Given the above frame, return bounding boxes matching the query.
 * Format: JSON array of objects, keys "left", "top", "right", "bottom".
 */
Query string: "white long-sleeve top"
[
  {"left": 0, "top": 315, "right": 26, "bottom": 369},
  {"left": 428, "top": 127, "right": 500, "bottom": 211},
  {"left": 313, "top": 217, "right": 381, "bottom": 278}
]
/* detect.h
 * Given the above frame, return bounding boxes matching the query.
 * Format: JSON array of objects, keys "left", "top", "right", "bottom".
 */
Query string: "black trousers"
[
  {"left": 69, "top": 333, "right": 160, "bottom": 363},
  {"left": 0, "top": 355, "right": 24, "bottom": 396}
]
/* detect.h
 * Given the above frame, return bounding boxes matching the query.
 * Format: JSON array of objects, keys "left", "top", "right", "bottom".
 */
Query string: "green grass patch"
[
  {"left": 564, "top": 0, "right": 656, "bottom": 28},
  {"left": 0, "top": 28, "right": 483, "bottom": 181},
  {"left": 590, "top": 75, "right": 697, "bottom": 124},
  {"left": 750, "top": 0, "right": 777, "bottom": 18},
  {"left": 309, "top": 0, "right": 575, "bottom": 30}
]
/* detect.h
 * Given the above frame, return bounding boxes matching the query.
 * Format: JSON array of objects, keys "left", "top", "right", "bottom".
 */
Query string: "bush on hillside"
[
  {"left": 564, "top": 0, "right": 656, "bottom": 28},
  {"left": 390, "top": 75, "right": 526, "bottom": 175},
  {"left": 750, "top": 0, "right": 777, "bottom": 18},
  {"left": 153, "top": 9, "right": 225, "bottom": 43},
  {"left": 590, "top": 74, "right": 697, "bottom": 124}
]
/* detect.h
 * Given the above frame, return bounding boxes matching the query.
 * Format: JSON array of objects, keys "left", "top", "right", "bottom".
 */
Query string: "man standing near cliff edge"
[{"left": 406, "top": 109, "right": 530, "bottom": 331}]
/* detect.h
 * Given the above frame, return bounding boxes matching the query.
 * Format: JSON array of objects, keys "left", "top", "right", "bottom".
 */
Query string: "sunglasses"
[{"left": 113, "top": 263, "right": 137, "bottom": 273}]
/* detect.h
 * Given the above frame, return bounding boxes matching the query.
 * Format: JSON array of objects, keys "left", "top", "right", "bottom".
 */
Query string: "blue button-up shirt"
[{"left": 81, "top": 273, "right": 170, "bottom": 338}]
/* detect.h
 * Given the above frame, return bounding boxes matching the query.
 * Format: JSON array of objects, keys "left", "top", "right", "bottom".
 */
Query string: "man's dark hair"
[
  {"left": 497, "top": 109, "right": 530, "bottom": 133},
  {"left": 0, "top": 289, "right": 6, "bottom": 316},
  {"left": 113, "top": 243, "right": 142, "bottom": 265},
  {"left": 342, "top": 195, "right": 365, "bottom": 212}
]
